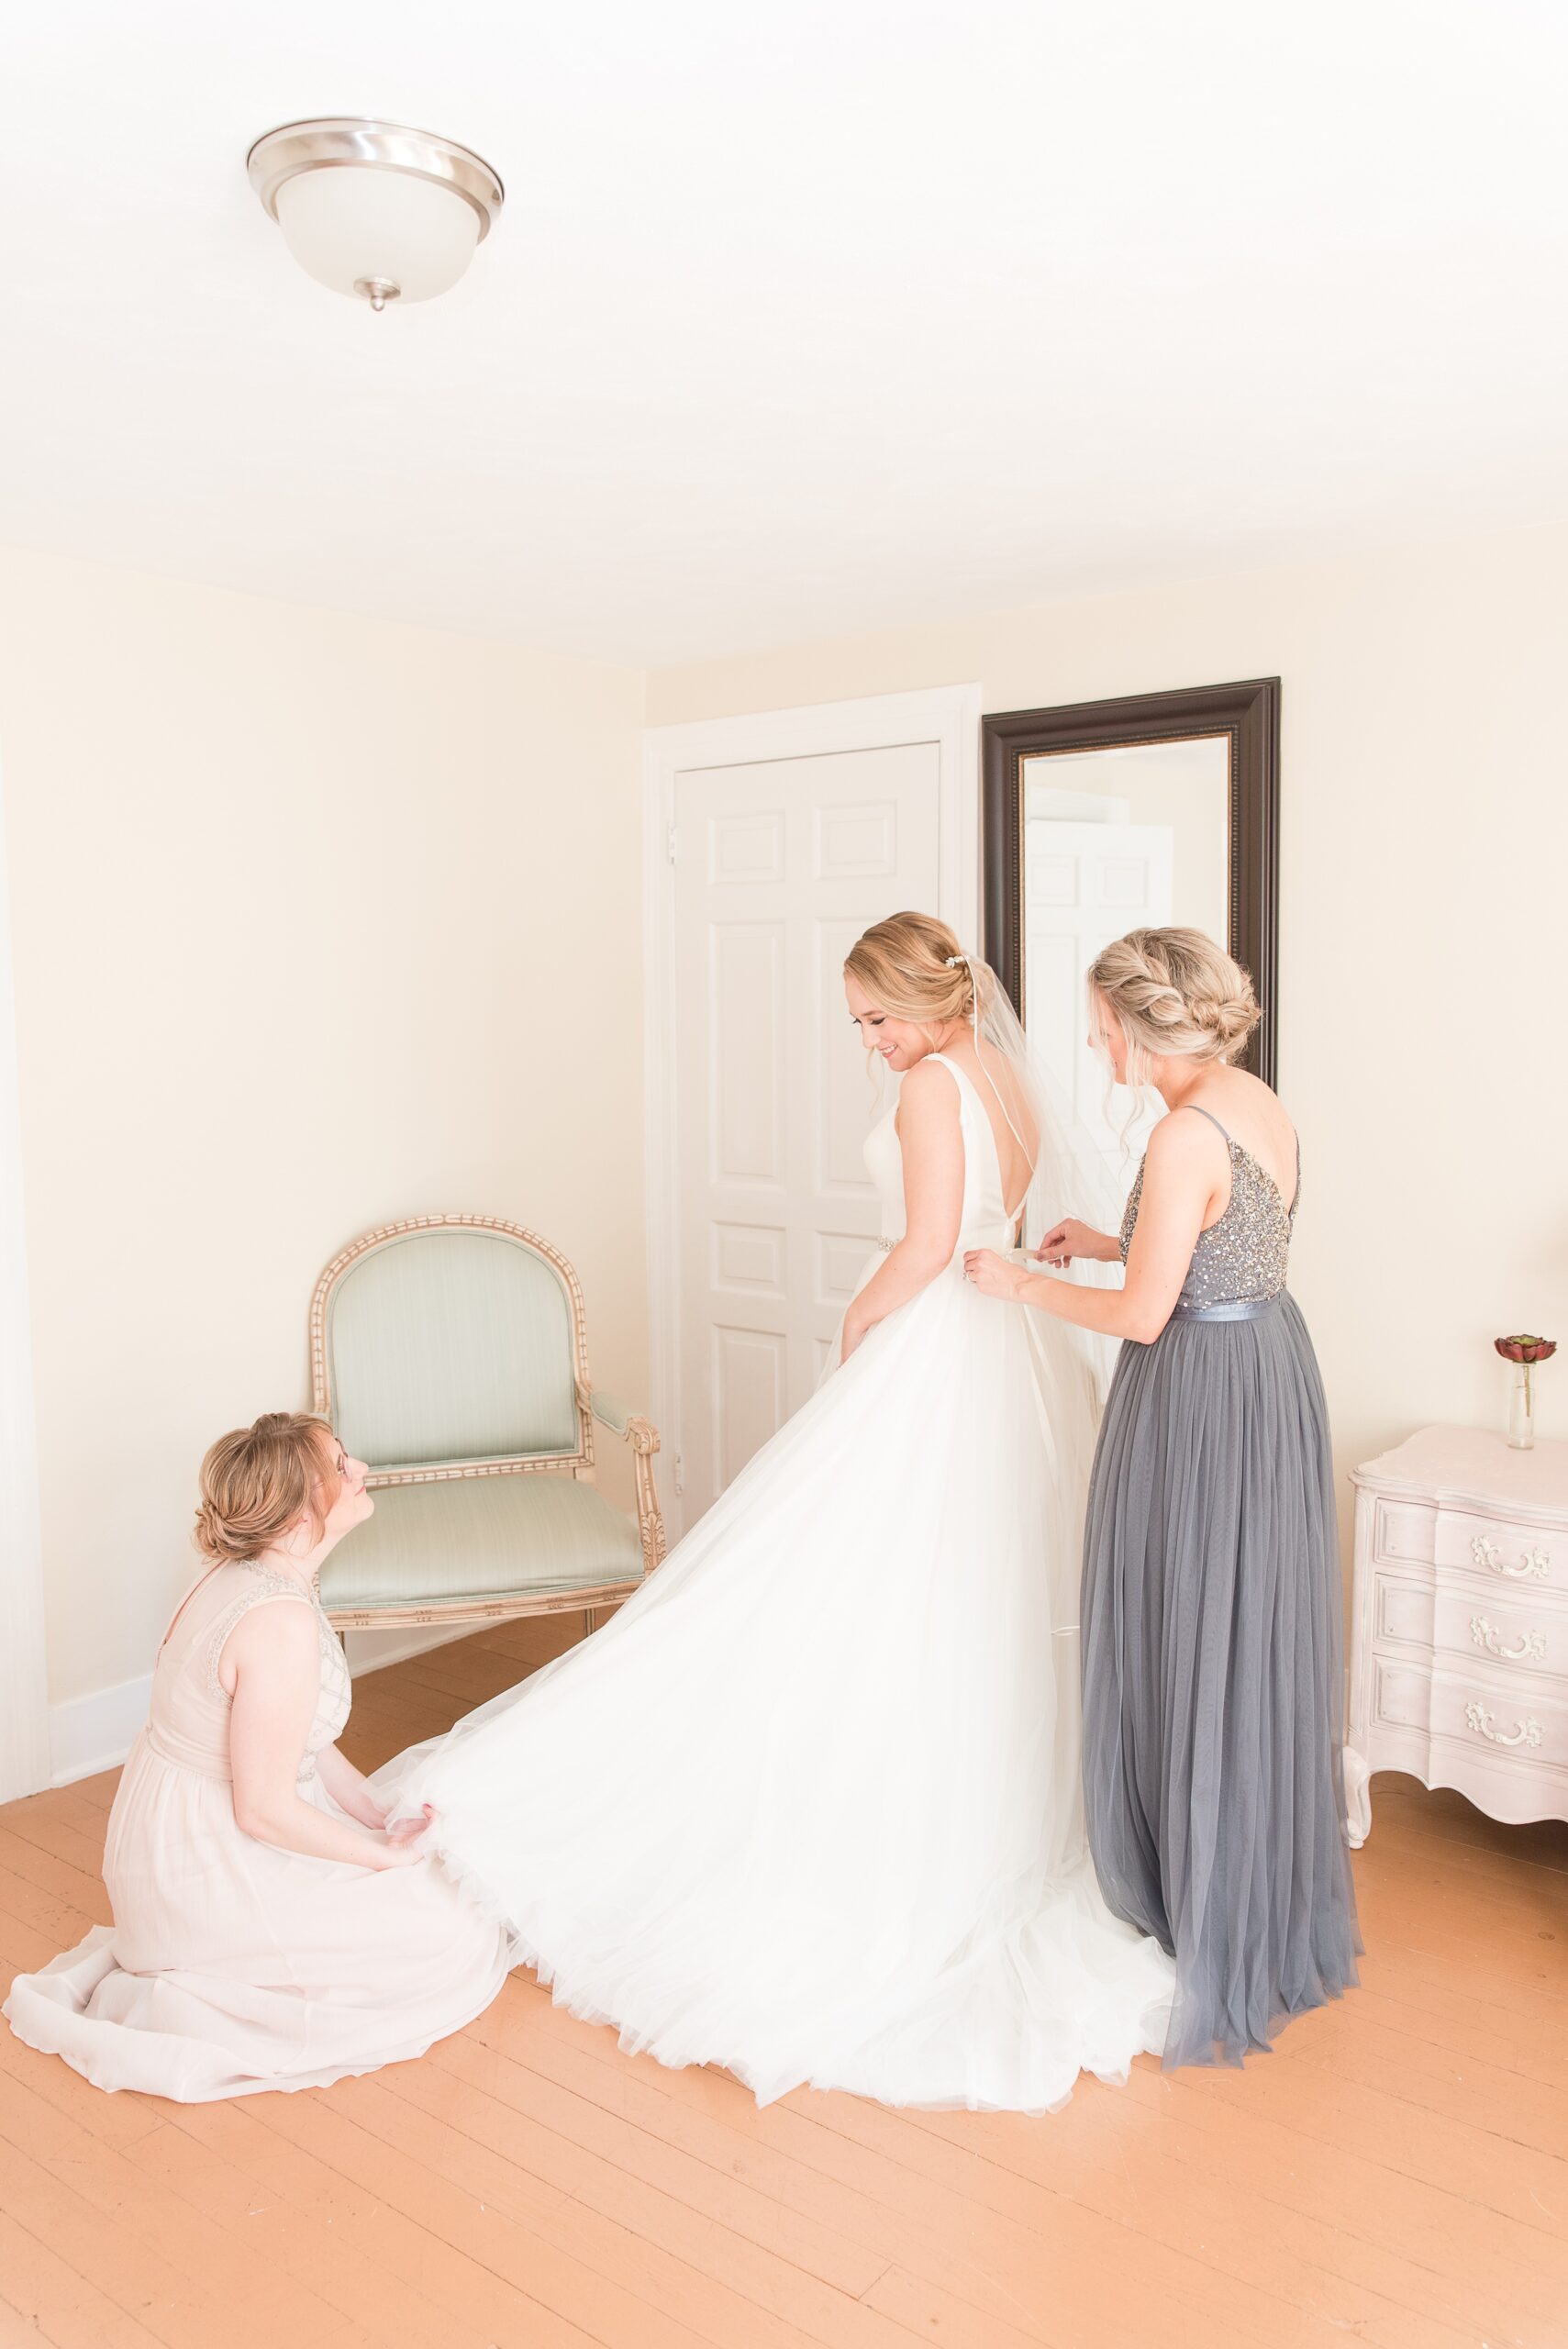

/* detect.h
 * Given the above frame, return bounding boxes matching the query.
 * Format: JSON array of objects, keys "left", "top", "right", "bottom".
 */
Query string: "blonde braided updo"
[
  {"left": 843, "top": 911, "right": 993, "bottom": 1031},
  {"left": 1088, "top": 927, "right": 1260, "bottom": 1081},
  {"left": 194, "top": 1411, "right": 340, "bottom": 1564}
]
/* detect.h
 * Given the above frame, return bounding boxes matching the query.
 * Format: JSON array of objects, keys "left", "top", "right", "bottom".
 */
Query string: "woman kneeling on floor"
[{"left": 4, "top": 1411, "right": 512, "bottom": 2100}]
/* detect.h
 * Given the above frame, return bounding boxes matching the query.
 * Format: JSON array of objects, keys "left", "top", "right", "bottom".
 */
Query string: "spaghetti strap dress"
[
  {"left": 1080, "top": 1105, "right": 1361, "bottom": 2067},
  {"left": 3, "top": 1562, "right": 511, "bottom": 2099}
]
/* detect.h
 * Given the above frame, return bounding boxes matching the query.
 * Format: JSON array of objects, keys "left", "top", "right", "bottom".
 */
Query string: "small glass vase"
[{"left": 1507, "top": 1361, "right": 1536, "bottom": 1451}]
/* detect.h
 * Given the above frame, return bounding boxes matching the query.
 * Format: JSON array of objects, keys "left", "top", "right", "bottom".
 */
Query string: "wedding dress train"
[{"left": 377, "top": 1053, "right": 1173, "bottom": 2110}]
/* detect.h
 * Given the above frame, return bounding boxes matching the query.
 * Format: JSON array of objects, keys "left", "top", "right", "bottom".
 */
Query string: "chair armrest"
[
  {"left": 584, "top": 1386, "right": 660, "bottom": 1456},
  {"left": 580, "top": 1383, "right": 667, "bottom": 1575}
]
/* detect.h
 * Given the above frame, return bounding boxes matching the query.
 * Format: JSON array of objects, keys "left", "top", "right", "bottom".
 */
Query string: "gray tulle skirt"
[{"left": 1081, "top": 1291, "right": 1361, "bottom": 2068}]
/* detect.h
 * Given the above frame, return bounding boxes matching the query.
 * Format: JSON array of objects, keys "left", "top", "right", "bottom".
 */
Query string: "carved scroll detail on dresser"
[
  {"left": 1472, "top": 1534, "right": 1551, "bottom": 1580},
  {"left": 1469, "top": 1615, "right": 1547, "bottom": 1664},
  {"left": 1462, "top": 1700, "right": 1543, "bottom": 1750}
]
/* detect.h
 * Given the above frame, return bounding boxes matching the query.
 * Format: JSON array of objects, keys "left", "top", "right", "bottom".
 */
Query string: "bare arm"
[
  {"left": 314, "top": 1740, "right": 387, "bottom": 1829},
  {"left": 841, "top": 1060, "right": 964, "bottom": 1360},
  {"left": 967, "top": 1112, "right": 1223, "bottom": 1344},
  {"left": 226, "top": 1605, "right": 419, "bottom": 1869}
]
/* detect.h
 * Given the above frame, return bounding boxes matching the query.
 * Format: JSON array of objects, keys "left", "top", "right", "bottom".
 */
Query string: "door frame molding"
[
  {"left": 642, "top": 684, "right": 981, "bottom": 1539},
  {"left": 0, "top": 751, "right": 50, "bottom": 1800}
]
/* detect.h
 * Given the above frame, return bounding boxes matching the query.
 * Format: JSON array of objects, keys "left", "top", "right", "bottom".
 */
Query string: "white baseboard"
[
  {"left": 47, "top": 1620, "right": 482, "bottom": 1789},
  {"left": 49, "top": 1674, "right": 154, "bottom": 1787}
]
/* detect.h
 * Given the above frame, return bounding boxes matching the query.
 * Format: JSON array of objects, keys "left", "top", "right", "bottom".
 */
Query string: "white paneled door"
[{"left": 667, "top": 740, "right": 946, "bottom": 1527}]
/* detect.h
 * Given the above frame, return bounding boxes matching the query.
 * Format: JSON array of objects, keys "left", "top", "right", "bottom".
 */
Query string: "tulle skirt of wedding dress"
[{"left": 375, "top": 1254, "right": 1174, "bottom": 2111}]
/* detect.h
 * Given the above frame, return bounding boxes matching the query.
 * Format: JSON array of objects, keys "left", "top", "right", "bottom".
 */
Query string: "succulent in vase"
[{"left": 1494, "top": 1334, "right": 1556, "bottom": 1450}]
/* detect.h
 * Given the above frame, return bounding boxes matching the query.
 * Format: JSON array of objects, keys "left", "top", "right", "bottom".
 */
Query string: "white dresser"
[{"left": 1344, "top": 1426, "right": 1568, "bottom": 1842}]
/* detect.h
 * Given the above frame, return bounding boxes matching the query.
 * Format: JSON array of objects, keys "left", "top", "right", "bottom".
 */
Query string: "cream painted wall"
[
  {"left": 649, "top": 523, "right": 1568, "bottom": 1567},
  {"left": 0, "top": 547, "right": 648, "bottom": 1715}
]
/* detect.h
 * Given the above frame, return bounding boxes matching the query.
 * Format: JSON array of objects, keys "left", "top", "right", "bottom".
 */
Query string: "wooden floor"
[{"left": 2, "top": 1613, "right": 1565, "bottom": 2349}]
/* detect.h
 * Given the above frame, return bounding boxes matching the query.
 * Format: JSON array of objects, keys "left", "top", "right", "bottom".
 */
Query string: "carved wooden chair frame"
[{"left": 308, "top": 1211, "right": 665, "bottom": 1630}]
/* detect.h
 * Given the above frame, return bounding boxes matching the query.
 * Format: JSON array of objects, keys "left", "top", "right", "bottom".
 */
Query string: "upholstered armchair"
[{"left": 309, "top": 1214, "right": 665, "bottom": 1631}]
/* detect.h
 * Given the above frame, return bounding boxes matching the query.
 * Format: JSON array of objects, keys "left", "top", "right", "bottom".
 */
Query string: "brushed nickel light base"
[
  {"left": 353, "top": 276, "right": 401, "bottom": 312},
  {"left": 246, "top": 119, "right": 505, "bottom": 237}
]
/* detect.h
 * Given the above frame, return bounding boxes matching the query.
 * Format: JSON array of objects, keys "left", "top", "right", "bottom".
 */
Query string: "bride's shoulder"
[{"left": 895, "top": 1054, "right": 962, "bottom": 1130}]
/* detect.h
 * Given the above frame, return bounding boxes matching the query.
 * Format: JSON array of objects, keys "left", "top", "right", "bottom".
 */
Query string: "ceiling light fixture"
[{"left": 247, "top": 118, "right": 504, "bottom": 311}]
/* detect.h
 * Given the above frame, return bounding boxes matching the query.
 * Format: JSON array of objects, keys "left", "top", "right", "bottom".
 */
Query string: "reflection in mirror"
[{"left": 1022, "top": 735, "right": 1230, "bottom": 1178}]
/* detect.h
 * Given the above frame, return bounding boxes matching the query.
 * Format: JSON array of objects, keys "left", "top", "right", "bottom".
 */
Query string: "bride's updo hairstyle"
[
  {"left": 195, "top": 1411, "right": 340, "bottom": 1564},
  {"left": 1088, "top": 927, "right": 1260, "bottom": 1085},
  {"left": 843, "top": 911, "right": 991, "bottom": 1032}
]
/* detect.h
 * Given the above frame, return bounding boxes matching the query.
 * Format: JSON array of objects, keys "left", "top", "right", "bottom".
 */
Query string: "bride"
[{"left": 377, "top": 910, "right": 1173, "bottom": 2111}]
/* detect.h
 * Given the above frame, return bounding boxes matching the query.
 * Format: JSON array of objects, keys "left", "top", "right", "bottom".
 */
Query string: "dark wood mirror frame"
[{"left": 981, "top": 677, "right": 1281, "bottom": 1084}]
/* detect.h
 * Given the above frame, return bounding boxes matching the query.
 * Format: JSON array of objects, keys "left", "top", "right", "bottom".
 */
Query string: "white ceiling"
[{"left": 3, "top": 0, "right": 1564, "bottom": 667}]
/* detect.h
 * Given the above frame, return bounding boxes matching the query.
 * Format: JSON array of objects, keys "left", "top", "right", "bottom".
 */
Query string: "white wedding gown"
[{"left": 378, "top": 1053, "right": 1173, "bottom": 2110}]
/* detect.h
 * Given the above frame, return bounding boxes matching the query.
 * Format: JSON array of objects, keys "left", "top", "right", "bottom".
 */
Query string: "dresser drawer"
[
  {"left": 1369, "top": 1496, "right": 1437, "bottom": 1569},
  {"left": 1373, "top": 1655, "right": 1568, "bottom": 1772},
  {"left": 1375, "top": 1572, "right": 1568, "bottom": 1680},
  {"left": 1435, "top": 1511, "right": 1562, "bottom": 1591}
]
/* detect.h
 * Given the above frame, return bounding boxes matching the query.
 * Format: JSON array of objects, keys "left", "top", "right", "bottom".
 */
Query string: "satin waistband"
[
  {"left": 1168, "top": 1292, "right": 1283, "bottom": 1323},
  {"left": 141, "top": 1721, "right": 233, "bottom": 1782},
  {"left": 875, "top": 1230, "right": 1016, "bottom": 1254}
]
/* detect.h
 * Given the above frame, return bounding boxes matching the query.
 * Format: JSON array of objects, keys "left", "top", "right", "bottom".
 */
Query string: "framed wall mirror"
[{"left": 982, "top": 677, "right": 1280, "bottom": 1174}]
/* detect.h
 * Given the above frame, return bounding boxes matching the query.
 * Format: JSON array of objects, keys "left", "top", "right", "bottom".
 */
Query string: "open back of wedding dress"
[{"left": 377, "top": 1041, "right": 1173, "bottom": 2111}]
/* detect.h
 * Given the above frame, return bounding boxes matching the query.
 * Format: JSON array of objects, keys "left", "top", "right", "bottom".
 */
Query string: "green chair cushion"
[
  {"left": 327, "top": 1230, "right": 580, "bottom": 1468},
  {"left": 320, "top": 1472, "right": 643, "bottom": 1614}
]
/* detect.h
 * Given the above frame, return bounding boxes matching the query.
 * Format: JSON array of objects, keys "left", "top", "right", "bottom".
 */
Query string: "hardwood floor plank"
[
  {"left": 0, "top": 2021, "right": 164, "bottom": 2151},
  {"left": 419, "top": 2031, "right": 890, "bottom": 2298},
  {"left": 50, "top": 1771, "right": 120, "bottom": 1814},
  {"left": 250, "top": 2078, "right": 719, "bottom": 2349},
  {"left": 0, "top": 2076, "right": 363, "bottom": 2349},
  {"left": 0, "top": 1908, "right": 67, "bottom": 1979},
  {"left": 2, "top": 1789, "right": 111, "bottom": 1847},
  {"left": 1273, "top": 1997, "right": 1568, "bottom": 2152},
  {"left": 132, "top": 2121, "right": 464, "bottom": 2349},
  {"left": 0, "top": 2205, "right": 189, "bottom": 2349},
  {"left": 823, "top": 2076, "right": 1543, "bottom": 2349},
  {"left": 389, "top": 2036, "right": 928, "bottom": 2349},
  {"left": 317, "top": 2067, "right": 840, "bottom": 2349},
  {"left": 1162, "top": 2037, "right": 1568, "bottom": 2235},
  {"left": 0, "top": 1832, "right": 110, "bottom": 1926},
  {"left": 469, "top": 1994, "right": 1349, "bottom": 2349},
  {"left": 0, "top": 1865, "right": 98, "bottom": 1950},
  {"left": 0, "top": 1814, "right": 112, "bottom": 1884},
  {"left": 160, "top": 2097, "right": 597, "bottom": 2349},
  {"left": 0, "top": 2133, "right": 329, "bottom": 2349}
]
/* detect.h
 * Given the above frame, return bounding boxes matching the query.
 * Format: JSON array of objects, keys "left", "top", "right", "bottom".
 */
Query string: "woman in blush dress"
[
  {"left": 4, "top": 1412, "right": 511, "bottom": 2099},
  {"left": 966, "top": 928, "right": 1360, "bottom": 2068}
]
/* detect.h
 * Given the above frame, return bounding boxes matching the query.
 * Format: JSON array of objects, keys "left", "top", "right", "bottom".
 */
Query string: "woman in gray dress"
[{"left": 965, "top": 927, "right": 1360, "bottom": 2066}]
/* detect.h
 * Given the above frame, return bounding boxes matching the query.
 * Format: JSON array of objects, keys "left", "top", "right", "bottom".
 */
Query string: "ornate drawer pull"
[
  {"left": 1463, "top": 1699, "right": 1543, "bottom": 1748},
  {"left": 1470, "top": 1616, "right": 1546, "bottom": 1663},
  {"left": 1471, "top": 1536, "right": 1551, "bottom": 1580}
]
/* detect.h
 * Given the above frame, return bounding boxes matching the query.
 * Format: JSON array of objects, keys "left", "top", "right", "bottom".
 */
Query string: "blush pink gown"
[{"left": 3, "top": 1562, "right": 511, "bottom": 2099}]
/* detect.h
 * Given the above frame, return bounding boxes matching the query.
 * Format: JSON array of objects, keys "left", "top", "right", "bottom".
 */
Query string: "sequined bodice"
[{"left": 1119, "top": 1119, "right": 1300, "bottom": 1310}]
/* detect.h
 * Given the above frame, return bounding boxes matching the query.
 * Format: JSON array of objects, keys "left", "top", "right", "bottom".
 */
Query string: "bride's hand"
[
  {"left": 1035, "top": 1218, "right": 1108, "bottom": 1268},
  {"left": 963, "top": 1249, "right": 1027, "bottom": 1301}
]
